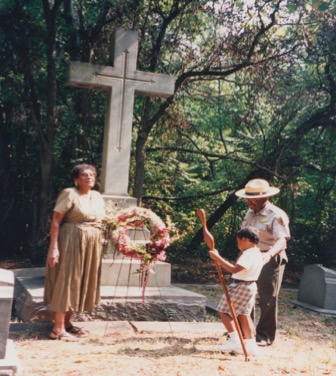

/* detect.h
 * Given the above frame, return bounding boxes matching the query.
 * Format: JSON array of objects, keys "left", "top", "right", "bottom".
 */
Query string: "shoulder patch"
[{"left": 276, "top": 217, "right": 285, "bottom": 226}]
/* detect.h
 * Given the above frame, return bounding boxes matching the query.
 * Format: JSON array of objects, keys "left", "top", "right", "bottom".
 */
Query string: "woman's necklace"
[{"left": 78, "top": 189, "right": 93, "bottom": 203}]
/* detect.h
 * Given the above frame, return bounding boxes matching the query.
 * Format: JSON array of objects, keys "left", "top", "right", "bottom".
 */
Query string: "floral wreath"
[{"left": 105, "top": 207, "right": 170, "bottom": 297}]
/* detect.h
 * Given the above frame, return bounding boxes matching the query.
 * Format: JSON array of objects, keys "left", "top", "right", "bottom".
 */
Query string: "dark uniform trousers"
[{"left": 255, "top": 252, "right": 286, "bottom": 344}]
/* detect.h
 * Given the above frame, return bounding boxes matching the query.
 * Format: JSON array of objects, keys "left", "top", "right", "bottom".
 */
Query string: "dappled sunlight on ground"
[{"left": 10, "top": 287, "right": 336, "bottom": 376}]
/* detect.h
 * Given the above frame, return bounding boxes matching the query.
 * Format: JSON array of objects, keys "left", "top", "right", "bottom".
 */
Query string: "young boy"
[{"left": 209, "top": 226, "right": 263, "bottom": 356}]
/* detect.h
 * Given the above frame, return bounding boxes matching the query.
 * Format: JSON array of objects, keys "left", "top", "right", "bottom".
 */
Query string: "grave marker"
[{"left": 293, "top": 264, "right": 336, "bottom": 316}]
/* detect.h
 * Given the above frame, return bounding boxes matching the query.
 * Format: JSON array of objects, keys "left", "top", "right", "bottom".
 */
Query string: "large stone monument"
[
  {"left": 13, "top": 28, "right": 207, "bottom": 323},
  {"left": 0, "top": 269, "right": 21, "bottom": 375},
  {"left": 293, "top": 264, "right": 336, "bottom": 316},
  {"left": 68, "top": 28, "right": 175, "bottom": 209},
  {"left": 68, "top": 27, "right": 174, "bottom": 284}
]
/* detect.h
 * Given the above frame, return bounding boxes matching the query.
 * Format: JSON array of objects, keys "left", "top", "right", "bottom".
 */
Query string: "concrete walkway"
[{"left": 10, "top": 320, "right": 225, "bottom": 338}]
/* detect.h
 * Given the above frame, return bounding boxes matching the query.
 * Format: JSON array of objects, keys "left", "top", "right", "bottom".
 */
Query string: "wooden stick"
[{"left": 197, "top": 209, "right": 249, "bottom": 361}]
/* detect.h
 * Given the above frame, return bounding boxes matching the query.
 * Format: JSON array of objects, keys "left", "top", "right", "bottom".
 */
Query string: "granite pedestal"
[{"left": 13, "top": 259, "right": 206, "bottom": 323}]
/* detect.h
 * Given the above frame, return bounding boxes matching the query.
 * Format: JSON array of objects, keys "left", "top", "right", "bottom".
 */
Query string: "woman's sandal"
[
  {"left": 49, "top": 330, "right": 79, "bottom": 342},
  {"left": 65, "top": 324, "right": 89, "bottom": 338}
]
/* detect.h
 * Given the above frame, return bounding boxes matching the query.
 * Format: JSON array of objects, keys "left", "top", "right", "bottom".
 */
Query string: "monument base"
[
  {"left": 13, "top": 267, "right": 207, "bottom": 322},
  {"left": 102, "top": 194, "right": 137, "bottom": 212},
  {"left": 101, "top": 256, "right": 171, "bottom": 287},
  {"left": 291, "top": 299, "right": 336, "bottom": 317}
]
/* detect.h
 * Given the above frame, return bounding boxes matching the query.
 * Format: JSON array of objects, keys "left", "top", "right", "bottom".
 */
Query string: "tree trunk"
[
  {"left": 133, "top": 127, "right": 148, "bottom": 203},
  {"left": 28, "top": 0, "right": 60, "bottom": 261},
  {"left": 189, "top": 173, "right": 257, "bottom": 248},
  {"left": 133, "top": 99, "right": 154, "bottom": 203}
]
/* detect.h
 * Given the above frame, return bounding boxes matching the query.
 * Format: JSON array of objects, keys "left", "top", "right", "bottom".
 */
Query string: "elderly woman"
[{"left": 44, "top": 163, "right": 107, "bottom": 341}]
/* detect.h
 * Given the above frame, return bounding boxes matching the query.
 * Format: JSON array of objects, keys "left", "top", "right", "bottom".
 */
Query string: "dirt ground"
[
  {"left": 2, "top": 258, "right": 335, "bottom": 375},
  {"left": 9, "top": 287, "right": 336, "bottom": 376}
]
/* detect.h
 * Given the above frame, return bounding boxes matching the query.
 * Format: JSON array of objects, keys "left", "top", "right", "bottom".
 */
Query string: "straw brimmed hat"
[{"left": 235, "top": 179, "right": 280, "bottom": 198}]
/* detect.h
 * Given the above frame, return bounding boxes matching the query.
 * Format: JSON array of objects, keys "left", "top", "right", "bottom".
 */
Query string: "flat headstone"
[{"left": 293, "top": 264, "right": 336, "bottom": 316}]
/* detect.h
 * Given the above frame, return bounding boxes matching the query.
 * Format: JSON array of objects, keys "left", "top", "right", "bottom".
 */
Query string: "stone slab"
[
  {"left": 291, "top": 300, "right": 336, "bottom": 317},
  {"left": 10, "top": 320, "right": 224, "bottom": 337},
  {"left": 13, "top": 269, "right": 207, "bottom": 322},
  {"left": 0, "top": 339, "right": 22, "bottom": 376},
  {"left": 10, "top": 321, "right": 134, "bottom": 338},
  {"left": 132, "top": 321, "right": 225, "bottom": 334}
]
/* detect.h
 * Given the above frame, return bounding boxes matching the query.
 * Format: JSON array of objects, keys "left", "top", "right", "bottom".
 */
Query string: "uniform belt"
[{"left": 230, "top": 278, "right": 257, "bottom": 283}]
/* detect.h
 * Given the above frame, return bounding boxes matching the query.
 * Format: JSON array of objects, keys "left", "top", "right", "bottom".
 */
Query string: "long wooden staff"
[{"left": 197, "top": 209, "right": 249, "bottom": 361}]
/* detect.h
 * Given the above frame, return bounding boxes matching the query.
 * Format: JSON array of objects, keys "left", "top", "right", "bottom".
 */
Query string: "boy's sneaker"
[
  {"left": 245, "top": 339, "right": 260, "bottom": 357},
  {"left": 217, "top": 337, "right": 244, "bottom": 354}
]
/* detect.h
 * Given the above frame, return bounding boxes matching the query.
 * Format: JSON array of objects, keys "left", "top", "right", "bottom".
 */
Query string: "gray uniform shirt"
[{"left": 241, "top": 202, "right": 290, "bottom": 261}]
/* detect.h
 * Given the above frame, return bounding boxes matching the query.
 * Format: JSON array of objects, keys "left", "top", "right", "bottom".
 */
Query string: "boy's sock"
[
  {"left": 228, "top": 331, "right": 239, "bottom": 341},
  {"left": 217, "top": 331, "right": 243, "bottom": 354},
  {"left": 245, "top": 338, "right": 260, "bottom": 356}
]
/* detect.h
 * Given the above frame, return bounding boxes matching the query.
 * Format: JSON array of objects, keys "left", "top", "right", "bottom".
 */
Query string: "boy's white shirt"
[{"left": 231, "top": 246, "right": 263, "bottom": 281}]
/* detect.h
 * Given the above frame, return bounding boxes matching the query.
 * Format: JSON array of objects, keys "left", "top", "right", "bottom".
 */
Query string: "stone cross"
[{"left": 68, "top": 28, "right": 175, "bottom": 196}]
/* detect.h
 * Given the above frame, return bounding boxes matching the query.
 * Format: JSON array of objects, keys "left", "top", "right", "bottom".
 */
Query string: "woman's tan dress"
[{"left": 44, "top": 187, "right": 106, "bottom": 312}]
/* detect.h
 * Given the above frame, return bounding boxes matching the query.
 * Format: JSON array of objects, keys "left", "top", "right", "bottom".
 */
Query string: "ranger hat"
[{"left": 235, "top": 179, "right": 280, "bottom": 198}]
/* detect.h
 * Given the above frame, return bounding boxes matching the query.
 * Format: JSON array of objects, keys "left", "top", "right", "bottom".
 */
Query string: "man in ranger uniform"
[{"left": 235, "top": 179, "right": 291, "bottom": 347}]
